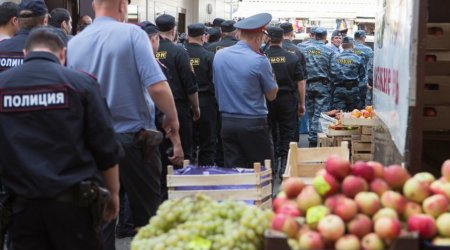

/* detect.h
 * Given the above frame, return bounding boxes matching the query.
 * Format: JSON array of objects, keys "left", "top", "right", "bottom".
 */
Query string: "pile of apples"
[
  {"left": 271, "top": 156, "right": 450, "bottom": 250},
  {"left": 350, "top": 106, "right": 374, "bottom": 119}
]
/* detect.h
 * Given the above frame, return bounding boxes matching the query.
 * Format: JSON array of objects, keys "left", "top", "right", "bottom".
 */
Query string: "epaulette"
[{"left": 77, "top": 69, "right": 98, "bottom": 81}]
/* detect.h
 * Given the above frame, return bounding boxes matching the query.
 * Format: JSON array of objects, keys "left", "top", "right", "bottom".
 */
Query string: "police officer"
[
  {"left": 366, "top": 56, "right": 374, "bottom": 105},
  {"left": 212, "top": 17, "right": 225, "bottom": 28},
  {"left": 327, "top": 30, "right": 342, "bottom": 54},
  {"left": 213, "top": 13, "right": 278, "bottom": 168},
  {"left": 280, "top": 22, "right": 307, "bottom": 79},
  {"left": 0, "top": 0, "right": 48, "bottom": 72},
  {"left": 155, "top": 14, "right": 200, "bottom": 165},
  {"left": 304, "top": 27, "right": 335, "bottom": 147},
  {"left": 0, "top": 27, "right": 121, "bottom": 249},
  {"left": 297, "top": 26, "right": 317, "bottom": 53},
  {"left": 353, "top": 30, "right": 373, "bottom": 108},
  {"left": 266, "top": 27, "right": 305, "bottom": 178},
  {"left": 208, "top": 20, "right": 238, "bottom": 53},
  {"left": 207, "top": 27, "right": 221, "bottom": 44},
  {"left": 331, "top": 36, "right": 366, "bottom": 111},
  {"left": 185, "top": 23, "right": 217, "bottom": 166}
]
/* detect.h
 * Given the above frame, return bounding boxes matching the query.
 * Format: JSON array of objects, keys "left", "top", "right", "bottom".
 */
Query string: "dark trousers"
[
  {"left": 359, "top": 85, "right": 368, "bottom": 109},
  {"left": 221, "top": 116, "right": 274, "bottom": 168},
  {"left": 268, "top": 91, "right": 299, "bottom": 159},
  {"left": 116, "top": 133, "right": 161, "bottom": 227},
  {"left": 177, "top": 103, "right": 193, "bottom": 161},
  {"left": 196, "top": 95, "right": 217, "bottom": 166},
  {"left": 215, "top": 113, "right": 224, "bottom": 166},
  {"left": 8, "top": 200, "right": 96, "bottom": 250}
]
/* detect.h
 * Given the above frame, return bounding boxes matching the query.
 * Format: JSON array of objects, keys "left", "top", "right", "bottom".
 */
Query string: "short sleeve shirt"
[
  {"left": 213, "top": 41, "right": 277, "bottom": 117},
  {"left": 67, "top": 16, "right": 166, "bottom": 133}
]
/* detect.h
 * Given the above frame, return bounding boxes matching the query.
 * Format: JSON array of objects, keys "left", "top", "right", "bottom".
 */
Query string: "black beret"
[
  {"left": 220, "top": 20, "right": 236, "bottom": 33},
  {"left": 279, "top": 23, "right": 293, "bottom": 34},
  {"left": 212, "top": 18, "right": 225, "bottom": 27},
  {"left": 188, "top": 23, "right": 207, "bottom": 37},
  {"left": 138, "top": 21, "right": 159, "bottom": 35},
  {"left": 18, "top": 0, "right": 47, "bottom": 17},
  {"left": 155, "top": 14, "right": 176, "bottom": 32},
  {"left": 267, "top": 26, "right": 283, "bottom": 39}
]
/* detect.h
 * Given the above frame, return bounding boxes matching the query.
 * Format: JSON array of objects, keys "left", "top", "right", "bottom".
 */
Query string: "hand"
[
  {"left": 297, "top": 104, "right": 305, "bottom": 117},
  {"left": 169, "top": 143, "right": 184, "bottom": 166},
  {"left": 192, "top": 106, "right": 200, "bottom": 122},
  {"left": 103, "top": 193, "right": 119, "bottom": 223}
]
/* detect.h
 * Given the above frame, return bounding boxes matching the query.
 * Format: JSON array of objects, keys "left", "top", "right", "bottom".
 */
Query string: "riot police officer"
[
  {"left": 280, "top": 22, "right": 307, "bottom": 79},
  {"left": 0, "top": 0, "right": 48, "bottom": 72},
  {"left": 266, "top": 27, "right": 305, "bottom": 178},
  {"left": 185, "top": 23, "right": 217, "bottom": 166},
  {"left": 297, "top": 27, "right": 317, "bottom": 53},
  {"left": 155, "top": 14, "right": 200, "bottom": 164},
  {"left": 304, "top": 27, "right": 335, "bottom": 147},
  {"left": 331, "top": 36, "right": 366, "bottom": 111},
  {"left": 327, "top": 30, "right": 342, "bottom": 54},
  {"left": 353, "top": 30, "right": 373, "bottom": 108},
  {"left": 208, "top": 20, "right": 238, "bottom": 53},
  {"left": 0, "top": 27, "right": 121, "bottom": 249}
]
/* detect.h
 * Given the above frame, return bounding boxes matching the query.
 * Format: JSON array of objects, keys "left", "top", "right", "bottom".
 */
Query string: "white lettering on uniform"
[
  {"left": 21, "top": 96, "right": 29, "bottom": 106},
  {"left": 3, "top": 96, "right": 12, "bottom": 107},
  {"left": 0, "top": 58, "right": 6, "bottom": 66},
  {"left": 30, "top": 95, "right": 38, "bottom": 106},
  {"left": 1, "top": 90, "right": 68, "bottom": 112},
  {"left": 12, "top": 96, "right": 21, "bottom": 107},
  {"left": 47, "top": 93, "right": 56, "bottom": 104},
  {"left": 38, "top": 94, "right": 47, "bottom": 106},
  {"left": 56, "top": 93, "right": 64, "bottom": 104}
]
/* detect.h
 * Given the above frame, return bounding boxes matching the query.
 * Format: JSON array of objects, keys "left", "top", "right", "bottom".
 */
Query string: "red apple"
[
  {"left": 324, "top": 194, "right": 346, "bottom": 211},
  {"left": 403, "top": 201, "right": 423, "bottom": 220},
  {"left": 413, "top": 172, "right": 436, "bottom": 186},
  {"left": 361, "top": 233, "right": 385, "bottom": 250},
  {"left": 342, "top": 175, "right": 368, "bottom": 198},
  {"left": 431, "top": 180, "right": 445, "bottom": 195},
  {"left": 374, "top": 217, "right": 401, "bottom": 240},
  {"left": 383, "top": 165, "right": 410, "bottom": 190},
  {"left": 276, "top": 202, "right": 301, "bottom": 217},
  {"left": 403, "top": 178, "right": 432, "bottom": 203},
  {"left": 312, "top": 173, "right": 340, "bottom": 197},
  {"left": 335, "top": 234, "right": 361, "bottom": 250},
  {"left": 381, "top": 191, "right": 407, "bottom": 214},
  {"left": 347, "top": 214, "right": 373, "bottom": 238},
  {"left": 318, "top": 215, "right": 345, "bottom": 241},
  {"left": 407, "top": 214, "right": 437, "bottom": 239},
  {"left": 366, "top": 161, "right": 384, "bottom": 178},
  {"left": 325, "top": 155, "right": 351, "bottom": 181},
  {"left": 373, "top": 207, "right": 399, "bottom": 222},
  {"left": 423, "top": 194, "right": 449, "bottom": 218},
  {"left": 352, "top": 161, "right": 375, "bottom": 182},
  {"left": 354, "top": 192, "right": 381, "bottom": 216},
  {"left": 436, "top": 213, "right": 450, "bottom": 237},
  {"left": 271, "top": 213, "right": 299, "bottom": 238},
  {"left": 442, "top": 160, "right": 450, "bottom": 182},
  {"left": 370, "top": 178, "right": 390, "bottom": 197},
  {"left": 297, "top": 186, "right": 322, "bottom": 213},
  {"left": 334, "top": 197, "right": 358, "bottom": 222},
  {"left": 298, "top": 231, "right": 324, "bottom": 250},
  {"left": 282, "top": 177, "right": 305, "bottom": 199},
  {"left": 272, "top": 196, "right": 289, "bottom": 212}
]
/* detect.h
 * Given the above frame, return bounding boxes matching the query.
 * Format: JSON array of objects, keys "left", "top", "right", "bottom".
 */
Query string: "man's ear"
[
  {"left": 23, "top": 49, "right": 28, "bottom": 57},
  {"left": 59, "top": 47, "right": 67, "bottom": 65}
]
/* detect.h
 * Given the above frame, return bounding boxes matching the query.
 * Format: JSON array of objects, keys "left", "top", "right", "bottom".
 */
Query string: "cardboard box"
[
  {"left": 424, "top": 76, "right": 450, "bottom": 105},
  {"left": 423, "top": 105, "right": 450, "bottom": 131},
  {"left": 427, "top": 23, "right": 450, "bottom": 50}
]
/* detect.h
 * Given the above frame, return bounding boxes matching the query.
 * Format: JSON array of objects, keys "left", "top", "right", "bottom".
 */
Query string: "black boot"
[{"left": 278, "top": 156, "right": 287, "bottom": 180}]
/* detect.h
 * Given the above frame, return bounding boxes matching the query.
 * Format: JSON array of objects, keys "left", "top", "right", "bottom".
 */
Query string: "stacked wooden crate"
[{"left": 351, "top": 126, "right": 373, "bottom": 162}]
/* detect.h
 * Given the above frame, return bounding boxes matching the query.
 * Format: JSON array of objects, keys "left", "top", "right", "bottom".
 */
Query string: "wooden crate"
[
  {"left": 341, "top": 116, "right": 379, "bottom": 126},
  {"left": 352, "top": 141, "right": 372, "bottom": 153},
  {"left": 352, "top": 134, "right": 372, "bottom": 142},
  {"left": 283, "top": 142, "right": 350, "bottom": 184},
  {"left": 167, "top": 160, "right": 272, "bottom": 209},
  {"left": 318, "top": 133, "right": 332, "bottom": 147},
  {"left": 424, "top": 76, "right": 450, "bottom": 105},
  {"left": 427, "top": 23, "right": 450, "bottom": 50},
  {"left": 352, "top": 153, "right": 372, "bottom": 162},
  {"left": 423, "top": 105, "right": 450, "bottom": 131},
  {"left": 361, "top": 126, "right": 373, "bottom": 135}
]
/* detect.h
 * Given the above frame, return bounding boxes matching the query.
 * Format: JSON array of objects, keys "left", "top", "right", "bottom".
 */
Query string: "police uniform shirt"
[
  {"left": 213, "top": 41, "right": 278, "bottom": 117},
  {"left": 185, "top": 43, "right": 215, "bottom": 95},
  {"left": 327, "top": 42, "right": 342, "bottom": 54},
  {"left": 0, "top": 29, "right": 30, "bottom": 72},
  {"left": 0, "top": 51, "right": 121, "bottom": 199},
  {"left": 207, "top": 35, "right": 239, "bottom": 53},
  {"left": 282, "top": 39, "right": 308, "bottom": 79},
  {"left": 330, "top": 50, "right": 365, "bottom": 84},
  {"left": 297, "top": 40, "right": 312, "bottom": 53},
  {"left": 304, "top": 40, "right": 335, "bottom": 80},
  {"left": 157, "top": 38, "right": 198, "bottom": 103},
  {"left": 266, "top": 45, "right": 304, "bottom": 92},
  {"left": 353, "top": 41, "right": 373, "bottom": 84}
]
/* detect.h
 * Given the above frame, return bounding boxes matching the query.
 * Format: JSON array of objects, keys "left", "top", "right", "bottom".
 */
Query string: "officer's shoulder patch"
[
  {"left": 190, "top": 58, "right": 200, "bottom": 66},
  {"left": 77, "top": 70, "right": 98, "bottom": 81},
  {"left": 156, "top": 51, "right": 167, "bottom": 59},
  {"left": 269, "top": 56, "right": 286, "bottom": 64},
  {"left": 0, "top": 84, "right": 69, "bottom": 112}
]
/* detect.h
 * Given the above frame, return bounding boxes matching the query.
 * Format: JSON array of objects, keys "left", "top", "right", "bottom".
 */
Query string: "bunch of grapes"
[{"left": 131, "top": 194, "right": 273, "bottom": 250}]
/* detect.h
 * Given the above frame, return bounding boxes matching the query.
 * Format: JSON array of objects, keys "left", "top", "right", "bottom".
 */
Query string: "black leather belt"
[{"left": 307, "top": 77, "right": 328, "bottom": 84}]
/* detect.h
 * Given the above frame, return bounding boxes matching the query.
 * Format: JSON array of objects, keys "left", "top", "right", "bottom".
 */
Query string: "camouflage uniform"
[
  {"left": 353, "top": 40, "right": 373, "bottom": 108},
  {"left": 304, "top": 39, "right": 335, "bottom": 145},
  {"left": 366, "top": 56, "right": 374, "bottom": 105},
  {"left": 331, "top": 50, "right": 366, "bottom": 111}
]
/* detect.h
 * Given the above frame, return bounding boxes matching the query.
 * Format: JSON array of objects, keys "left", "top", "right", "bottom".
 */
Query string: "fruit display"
[
  {"left": 271, "top": 157, "right": 450, "bottom": 250},
  {"left": 132, "top": 194, "right": 273, "bottom": 250},
  {"left": 350, "top": 106, "right": 374, "bottom": 119}
]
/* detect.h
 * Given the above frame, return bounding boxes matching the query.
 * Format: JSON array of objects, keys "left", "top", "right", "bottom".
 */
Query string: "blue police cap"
[
  {"left": 279, "top": 22, "right": 293, "bottom": 34},
  {"left": 342, "top": 36, "right": 354, "bottom": 44},
  {"left": 18, "top": 0, "right": 47, "bottom": 18},
  {"left": 155, "top": 14, "right": 176, "bottom": 32},
  {"left": 354, "top": 30, "right": 367, "bottom": 39},
  {"left": 267, "top": 26, "right": 283, "bottom": 39},
  {"left": 315, "top": 27, "right": 327, "bottom": 38},
  {"left": 137, "top": 21, "right": 159, "bottom": 35},
  {"left": 234, "top": 13, "right": 272, "bottom": 33},
  {"left": 220, "top": 20, "right": 236, "bottom": 33},
  {"left": 331, "top": 30, "right": 340, "bottom": 37},
  {"left": 188, "top": 23, "right": 207, "bottom": 37},
  {"left": 310, "top": 27, "right": 318, "bottom": 34},
  {"left": 212, "top": 18, "right": 225, "bottom": 27},
  {"left": 207, "top": 27, "right": 220, "bottom": 42}
]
